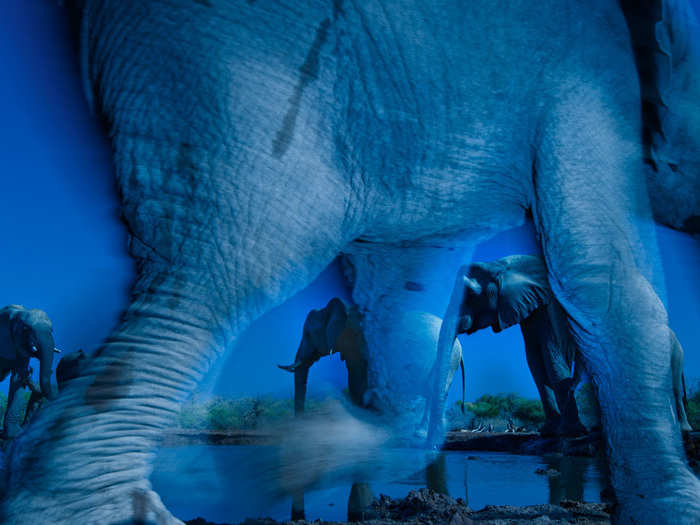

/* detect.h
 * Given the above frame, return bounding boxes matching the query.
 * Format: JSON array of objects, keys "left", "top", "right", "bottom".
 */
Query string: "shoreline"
[{"left": 161, "top": 429, "right": 700, "bottom": 462}]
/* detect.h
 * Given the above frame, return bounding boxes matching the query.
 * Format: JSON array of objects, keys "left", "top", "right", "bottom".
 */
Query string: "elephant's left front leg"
[{"left": 3, "top": 371, "right": 26, "bottom": 438}]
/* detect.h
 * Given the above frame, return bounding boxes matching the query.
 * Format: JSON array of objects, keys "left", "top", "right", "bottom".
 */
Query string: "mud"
[{"left": 185, "top": 488, "right": 613, "bottom": 525}]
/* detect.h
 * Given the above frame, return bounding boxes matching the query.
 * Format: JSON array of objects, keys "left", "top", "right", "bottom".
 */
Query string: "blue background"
[{"left": 1, "top": 3, "right": 698, "bottom": 407}]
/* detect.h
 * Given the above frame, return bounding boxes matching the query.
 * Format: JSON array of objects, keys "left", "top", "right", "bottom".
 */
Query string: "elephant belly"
[{"left": 337, "top": 0, "right": 546, "bottom": 241}]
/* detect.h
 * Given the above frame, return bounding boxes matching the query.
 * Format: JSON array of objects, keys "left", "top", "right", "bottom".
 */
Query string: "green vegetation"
[
  {"left": 177, "top": 396, "right": 329, "bottom": 430},
  {"left": 446, "top": 393, "right": 546, "bottom": 431}
]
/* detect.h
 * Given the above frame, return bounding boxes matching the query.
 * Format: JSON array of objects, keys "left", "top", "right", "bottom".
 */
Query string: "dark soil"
[{"left": 185, "top": 488, "right": 613, "bottom": 525}]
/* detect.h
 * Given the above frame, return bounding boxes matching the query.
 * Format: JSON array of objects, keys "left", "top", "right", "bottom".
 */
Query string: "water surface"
[{"left": 152, "top": 445, "right": 607, "bottom": 523}]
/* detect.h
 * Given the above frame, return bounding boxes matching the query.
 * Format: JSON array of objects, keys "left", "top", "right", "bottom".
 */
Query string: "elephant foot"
[
  {"left": 614, "top": 470, "right": 700, "bottom": 525},
  {"left": 4, "top": 484, "right": 184, "bottom": 525}
]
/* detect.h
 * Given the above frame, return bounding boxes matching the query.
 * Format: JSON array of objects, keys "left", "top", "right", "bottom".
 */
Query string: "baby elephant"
[{"left": 442, "top": 254, "right": 691, "bottom": 436}]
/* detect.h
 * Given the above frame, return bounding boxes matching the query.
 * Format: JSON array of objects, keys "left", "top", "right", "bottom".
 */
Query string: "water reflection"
[
  {"left": 151, "top": 446, "right": 608, "bottom": 523},
  {"left": 543, "top": 455, "right": 586, "bottom": 505}
]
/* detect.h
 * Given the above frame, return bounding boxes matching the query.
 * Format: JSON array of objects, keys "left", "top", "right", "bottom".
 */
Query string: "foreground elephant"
[
  {"left": 0, "top": 306, "right": 57, "bottom": 438},
  {"left": 4, "top": 1, "right": 700, "bottom": 522}
]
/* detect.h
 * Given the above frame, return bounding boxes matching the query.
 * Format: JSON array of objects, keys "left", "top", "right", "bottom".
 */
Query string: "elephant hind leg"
[{"left": 534, "top": 80, "right": 700, "bottom": 522}]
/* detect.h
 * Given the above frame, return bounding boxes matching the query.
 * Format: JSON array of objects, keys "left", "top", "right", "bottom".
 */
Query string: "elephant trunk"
[
  {"left": 427, "top": 273, "right": 469, "bottom": 447},
  {"left": 36, "top": 331, "right": 56, "bottom": 401},
  {"left": 294, "top": 366, "right": 310, "bottom": 416}
]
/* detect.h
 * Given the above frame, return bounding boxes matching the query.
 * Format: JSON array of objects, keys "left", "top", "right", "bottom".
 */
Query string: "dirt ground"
[{"left": 185, "top": 488, "right": 613, "bottom": 525}]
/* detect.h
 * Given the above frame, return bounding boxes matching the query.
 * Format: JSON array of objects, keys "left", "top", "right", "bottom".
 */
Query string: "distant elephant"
[
  {"left": 55, "top": 349, "right": 88, "bottom": 393},
  {"left": 279, "top": 298, "right": 464, "bottom": 422},
  {"left": 0, "top": 305, "right": 58, "bottom": 438},
  {"left": 8, "top": 1, "right": 700, "bottom": 522},
  {"left": 437, "top": 255, "right": 692, "bottom": 436}
]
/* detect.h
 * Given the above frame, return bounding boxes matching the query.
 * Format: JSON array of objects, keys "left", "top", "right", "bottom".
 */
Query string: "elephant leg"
[
  {"left": 539, "top": 343, "right": 586, "bottom": 437},
  {"left": 347, "top": 482, "right": 374, "bottom": 522},
  {"left": 291, "top": 488, "right": 305, "bottom": 521},
  {"left": 521, "top": 330, "right": 560, "bottom": 435},
  {"left": 348, "top": 242, "right": 474, "bottom": 443},
  {"left": 2, "top": 161, "right": 353, "bottom": 523},
  {"left": 425, "top": 453, "right": 448, "bottom": 495},
  {"left": 3, "top": 372, "right": 25, "bottom": 438},
  {"left": 534, "top": 81, "right": 700, "bottom": 523},
  {"left": 22, "top": 390, "right": 43, "bottom": 426}
]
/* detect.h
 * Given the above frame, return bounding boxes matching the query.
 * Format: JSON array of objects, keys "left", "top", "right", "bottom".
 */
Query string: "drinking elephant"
[
  {"left": 278, "top": 298, "right": 464, "bottom": 424},
  {"left": 0, "top": 305, "right": 58, "bottom": 438},
  {"left": 5, "top": 1, "right": 700, "bottom": 523},
  {"left": 435, "top": 255, "right": 693, "bottom": 437}
]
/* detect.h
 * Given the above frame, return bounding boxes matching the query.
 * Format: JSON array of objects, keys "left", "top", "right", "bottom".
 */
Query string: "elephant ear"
[
  {"left": 495, "top": 256, "right": 552, "bottom": 332},
  {"left": 7, "top": 306, "right": 27, "bottom": 341},
  {"left": 324, "top": 298, "right": 348, "bottom": 352}
]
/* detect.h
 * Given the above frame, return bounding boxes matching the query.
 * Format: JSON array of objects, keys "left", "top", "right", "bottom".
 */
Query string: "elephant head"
[
  {"left": 427, "top": 255, "right": 552, "bottom": 445},
  {"left": 279, "top": 297, "right": 349, "bottom": 373},
  {"left": 56, "top": 349, "right": 87, "bottom": 392},
  {"left": 7, "top": 305, "right": 58, "bottom": 401}
]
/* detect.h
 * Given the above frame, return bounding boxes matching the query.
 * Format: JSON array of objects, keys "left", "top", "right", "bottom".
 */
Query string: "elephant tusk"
[
  {"left": 278, "top": 364, "right": 296, "bottom": 373},
  {"left": 54, "top": 348, "right": 62, "bottom": 354}
]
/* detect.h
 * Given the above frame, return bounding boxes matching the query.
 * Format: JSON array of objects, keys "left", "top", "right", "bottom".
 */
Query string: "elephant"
[
  {"left": 435, "top": 255, "right": 693, "bottom": 437},
  {"left": 4, "top": 1, "right": 699, "bottom": 523},
  {"left": 280, "top": 298, "right": 462, "bottom": 520},
  {"left": 55, "top": 349, "right": 88, "bottom": 393},
  {"left": 278, "top": 297, "right": 464, "bottom": 425},
  {"left": 278, "top": 298, "right": 369, "bottom": 414},
  {"left": 0, "top": 305, "right": 58, "bottom": 438},
  {"left": 443, "top": 255, "right": 587, "bottom": 437}
]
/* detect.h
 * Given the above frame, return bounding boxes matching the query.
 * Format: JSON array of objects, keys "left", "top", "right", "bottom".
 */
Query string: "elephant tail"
[{"left": 460, "top": 357, "right": 465, "bottom": 414}]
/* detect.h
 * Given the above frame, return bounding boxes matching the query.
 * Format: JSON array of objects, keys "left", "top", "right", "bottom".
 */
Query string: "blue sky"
[{"left": 0, "top": 3, "right": 698, "bottom": 407}]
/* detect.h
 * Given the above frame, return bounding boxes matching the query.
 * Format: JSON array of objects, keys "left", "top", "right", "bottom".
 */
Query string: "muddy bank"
[
  {"left": 185, "top": 488, "right": 613, "bottom": 525},
  {"left": 163, "top": 430, "right": 604, "bottom": 456},
  {"left": 164, "top": 429, "right": 700, "bottom": 462}
]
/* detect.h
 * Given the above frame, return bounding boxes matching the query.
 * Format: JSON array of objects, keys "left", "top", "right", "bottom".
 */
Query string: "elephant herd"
[
  {"left": 280, "top": 255, "right": 693, "bottom": 437},
  {"left": 4, "top": 0, "right": 700, "bottom": 522}
]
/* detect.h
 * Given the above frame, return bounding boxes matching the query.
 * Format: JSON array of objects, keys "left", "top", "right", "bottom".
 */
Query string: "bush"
[
  {"left": 447, "top": 393, "right": 546, "bottom": 431},
  {"left": 511, "top": 398, "right": 545, "bottom": 427},
  {"left": 177, "top": 396, "right": 313, "bottom": 431}
]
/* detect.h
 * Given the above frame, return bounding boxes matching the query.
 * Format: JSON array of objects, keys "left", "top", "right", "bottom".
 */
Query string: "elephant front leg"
[
  {"left": 534, "top": 84, "right": 700, "bottom": 523},
  {"left": 521, "top": 324, "right": 561, "bottom": 436},
  {"left": 3, "top": 371, "right": 26, "bottom": 439}
]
